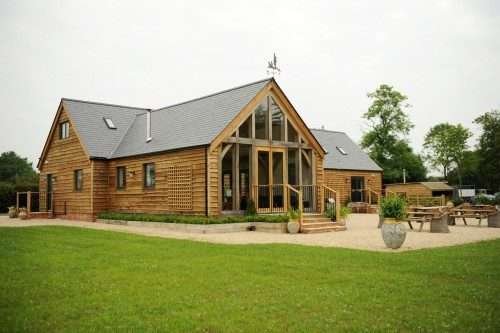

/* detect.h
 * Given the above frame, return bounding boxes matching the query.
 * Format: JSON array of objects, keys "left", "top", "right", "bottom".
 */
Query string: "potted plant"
[
  {"left": 337, "top": 206, "right": 351, "bottom": 226},
  {"left": 287, "top": 209, "right": 301, "bottom": 234},
  {"left": 325, "top": 198, "right": 336, "bottom": 221},
  {"left": 380, "top": 196, "right": 407, "bottom": 249},
  {"left": 18, "top": 207, "right": 28, "bottom": 220},
  {"left": 8, "top": 206, "right": 18, "bottom": 218}
]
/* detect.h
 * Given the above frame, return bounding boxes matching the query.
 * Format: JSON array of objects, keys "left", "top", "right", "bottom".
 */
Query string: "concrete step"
[{"left": 302, "top": 221, "right": 337, "bottom": 228}]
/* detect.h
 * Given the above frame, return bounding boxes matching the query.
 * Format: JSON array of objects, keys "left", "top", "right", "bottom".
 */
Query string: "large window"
[
  {"left": 143, "top": 163, "right": 155, "bottom": 189},
  {"left": 74, "top": 169, "right": 83, "bottom": 191},
  {"left": 116, "top": 166, "right": 126, "bottom": 190},
  {"left": 239, "top": 115, "right": 252, "bottom": 138},
  {"left": 254, "top": 99, "right": 268, "bottom": 140},
  {"left": 270, "top": 97, "right": 285, "bottom": 141},
  {"left": 287, "top": 120, "right": 298, "bottom": 142},
  {"left": 59, "top": 121, "right": 69, "bottom": 139}
]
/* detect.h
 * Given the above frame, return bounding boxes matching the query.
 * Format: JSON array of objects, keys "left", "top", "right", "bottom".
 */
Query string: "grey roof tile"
[
  {"left": 311, "top": 129, "right": 382, "bottom": 171},
  {"left": 62, "top": 99, "right": 149, "bottom": 158}
]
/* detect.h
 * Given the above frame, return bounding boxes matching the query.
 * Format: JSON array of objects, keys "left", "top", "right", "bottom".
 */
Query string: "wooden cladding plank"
[{"left": 324, "top": 169, "right": 382, "bottom": 205}]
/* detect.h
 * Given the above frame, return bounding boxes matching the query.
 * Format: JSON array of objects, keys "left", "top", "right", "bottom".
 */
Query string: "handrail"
[
  {"left": 286, "top": 184, "right": 303, "bottom": 229},
  {"left": 385, "top": 189, "right": 396, "bottom": 197},
  {"left": 322, "top": 184, "right": 340, "bottom": 222},
  {"left": 367, "top": 187, "right": 380, "bottom": 206}
]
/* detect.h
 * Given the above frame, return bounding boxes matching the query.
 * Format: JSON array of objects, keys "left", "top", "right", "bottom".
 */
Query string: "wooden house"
[
  {"left": 37, "top": 78, "right": 382, "bottom": 221},
  {"left": 384, "top": 182, "right": 454, "bottom": 205}
]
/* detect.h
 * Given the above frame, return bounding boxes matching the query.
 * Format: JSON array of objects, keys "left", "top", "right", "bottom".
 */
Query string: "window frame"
[
  {"left": 59, "top": 121, "right": 69, "bottom": 139},
  {"left": 116, "top": 166, "right": 126, "bottom": 190},
  {"left": 74, "top": 169, "right": 83, "bottom": 192},
  {"left": 103, "top": 117, "right": 117, "bottom": 129},
  {"left": 143, "top": 163, "right": 156, "bottom": 189}
]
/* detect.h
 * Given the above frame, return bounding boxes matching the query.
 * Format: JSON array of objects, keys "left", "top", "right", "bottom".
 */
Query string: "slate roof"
[
  {"left": 420, "top": 182, "right": 454, "bottom": 191},
  {"left": 61, "top": 78, "right": 271, "bottom": 159},
  {"left": 310, "top": 129, "right": 382, "bottom": 171}
]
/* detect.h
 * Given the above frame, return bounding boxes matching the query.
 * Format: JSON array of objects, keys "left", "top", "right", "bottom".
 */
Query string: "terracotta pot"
[
  {"left": 8, "top": 207, "right": 18, "bottom": 218},
  {"left": 381, "top": 218, "right": 406, "bottom": 249},
  {"left": 287, "top": 221, "right": 300, "bottom": 234},
  {"left": 18, "top": 208, "right": 28, "bottom": 220}
]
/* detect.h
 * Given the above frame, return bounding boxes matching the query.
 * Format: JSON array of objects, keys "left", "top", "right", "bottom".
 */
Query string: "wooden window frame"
[
  {"left": 74, "top": 169, "right": 83, "bottom": 192},
  {"left": 143, "top": 163, "right": 155, "bottom": 189},
  {"left": 116, "top": 166, "right": 126, "bottom": 190},
  {"left": 59, "top": 121, "right": 69, "bottom": 139}
]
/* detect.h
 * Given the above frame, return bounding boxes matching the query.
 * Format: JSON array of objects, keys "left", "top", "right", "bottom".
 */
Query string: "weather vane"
[{"left": 267, "top": 53, "right": 281, "bottom": 77}]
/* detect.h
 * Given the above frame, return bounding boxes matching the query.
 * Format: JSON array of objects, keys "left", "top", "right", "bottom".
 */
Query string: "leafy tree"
[
  {"left": 361, "top": 84, "right": 426, "bottom": 183},
  {"left": 447, "top": 150, "right": 481, "bottom": 187},
  {"left": 423, "top": 123, "right": 472, "bottom": 187},
  {"left": 0, "top": 151, "right": 39, "bottom": 212},
  {"left": 474, "top": 110, "right": 500, "bottom": 192}
]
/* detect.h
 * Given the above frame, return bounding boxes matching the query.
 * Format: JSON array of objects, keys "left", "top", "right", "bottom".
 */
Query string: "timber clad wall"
[
  {"left": 207, "top": 146, "right": 220, "bottom": 216},
  {"left": 384, "top": 184, "right": 431, "bottom": 197},
  {"left": 324, "top": 169, "right": 382, "bottom": 204},
  {"left": 39, "top": 109, "right": 92, "bottom": 219},
  {"left": 106, "top": 147, "right": 207, "bottom": 215},
  {"left": 92, "top": 160, "right": 109, "bottom": 216}
]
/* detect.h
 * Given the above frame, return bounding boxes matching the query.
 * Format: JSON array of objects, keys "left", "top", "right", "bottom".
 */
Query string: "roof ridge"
[
  {"left": 310, "top": 128, "right": 346, "bottom": 134},
  {"left": 152, "top": 77, "right": 273, "bottom": 112},
  {"left": 62, "top": 98, "right": 150, "bottom": 111}
]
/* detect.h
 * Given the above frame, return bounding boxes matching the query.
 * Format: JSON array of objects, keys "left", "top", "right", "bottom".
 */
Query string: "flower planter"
[
  {"left": 381, "top": 218, "right": 406, "bottom": 249},
  {"left": 287, "top": 220, "right": 300, "bottom": 234},
  {"left": 8, "top": 207, "right": 18, "bottom": 218},
  {"left": 18, "top": 208, "right": 28, "bottom": 220}
]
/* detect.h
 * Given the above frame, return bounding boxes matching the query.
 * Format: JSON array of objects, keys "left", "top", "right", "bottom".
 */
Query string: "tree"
[
  {"left": 474, "top": 110, "right": 500, "bottom": 192},
  {"left": 447, "top": 150, "right": 481, "bottom": 187},
  {"left": 423, "top": 123, "right": 472, "bottom": 186},
  {"left": 0, "top": 151, "right": 39, "bottom": 212},
  {"left": 361, "top": 84, "right": 426, "bottom": 183}
]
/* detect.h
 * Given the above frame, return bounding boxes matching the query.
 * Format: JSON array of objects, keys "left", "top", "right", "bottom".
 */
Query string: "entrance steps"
[{"left": 301, "top": 213, "right": 346, "bottom": 234}]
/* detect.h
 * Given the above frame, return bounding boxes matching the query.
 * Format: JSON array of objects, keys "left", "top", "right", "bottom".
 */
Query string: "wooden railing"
[
  {"left": 252, "top": 185, "right": 287, "bottom": 214},
  {"left": 367, "top": 188, "right": 380, "bottom": 205},
  {"left": 322, "top": 185, "right": 340, "bottom": 221},
  {"left": 407, "top": 195, "right": 446, "bottom": 207},
  {"left": 16, "top": 191, "right": 53, "bottom": 218},
  {"left": 286, "top": 184, "right": 303, "bottom": 228}
]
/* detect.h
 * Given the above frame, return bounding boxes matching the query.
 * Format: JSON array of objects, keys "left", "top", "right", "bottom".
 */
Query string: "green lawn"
[{"left": 1, "top": 227, "right": 499, "bottom": 332}]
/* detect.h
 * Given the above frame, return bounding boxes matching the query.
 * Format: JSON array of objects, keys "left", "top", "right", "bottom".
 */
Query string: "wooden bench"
[
  {"left": 450, "top": 208, "right": 491, "bottom": 226},
  {"left": 405, "top": 206, "right": 450, "bottom": 233}
]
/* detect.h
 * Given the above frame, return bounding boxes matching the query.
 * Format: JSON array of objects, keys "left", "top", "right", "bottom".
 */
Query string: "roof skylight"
[
  {"left": 103, "top": 117, "right": 116, "bottom": 129},
  {"left": 336, "top": 146, "right": 348, "bottom": 155}
]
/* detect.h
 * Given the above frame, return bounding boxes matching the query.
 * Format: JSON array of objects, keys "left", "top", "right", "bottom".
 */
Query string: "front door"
[
  {"left": 351, "top": 176, "right": 365, "bottom": 202},
  {"left": 46, "top": 174, "right": 53, "bottom": 211},
  {"left": 256, "top": 147, "right": 286, "bottom": 213}
]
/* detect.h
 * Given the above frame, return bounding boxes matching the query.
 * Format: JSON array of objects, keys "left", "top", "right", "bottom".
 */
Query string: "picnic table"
[
  {"left": 405, "top": 206, "right": 449, "bottom": 233},
  {"left": 450, "top": 205, "right": 496, "bottom": 226}
]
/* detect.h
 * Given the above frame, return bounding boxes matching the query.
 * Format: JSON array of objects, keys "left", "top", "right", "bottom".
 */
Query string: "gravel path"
[{"left": 1, "top": 214, "right": 500, "bottom": 252}]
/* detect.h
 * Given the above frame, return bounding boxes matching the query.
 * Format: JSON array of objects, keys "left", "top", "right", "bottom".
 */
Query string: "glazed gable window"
[
  {"left": 74, "top": 169, "right": 83, "bottom": 191},
  {"left": 143, "top": 163, "right": 155, "bottom": 189},
  {"left": 116, "top": 166, "right": 126, "bottom": 190},
  {"left": 59, "top": 121, "right": 69, "bottom": 139}
]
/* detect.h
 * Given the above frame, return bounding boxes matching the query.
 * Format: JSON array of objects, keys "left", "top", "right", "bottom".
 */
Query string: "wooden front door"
[{"left": 255, "top": 147, "right": 286, "bottom": 213}]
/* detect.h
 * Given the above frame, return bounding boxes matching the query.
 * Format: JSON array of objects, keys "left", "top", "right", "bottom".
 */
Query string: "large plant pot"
[
  {"left": 287, "top": 221, "right": 300, "bottom": 234},
  {"left": 18, "top": 208, "right": 28, "bottom": 220},
  {"left": 8, "top": 207, "right": 18, "bottom": 218},
  {"left": 381, "top": 218, "right": 406, "bottom": 249}
]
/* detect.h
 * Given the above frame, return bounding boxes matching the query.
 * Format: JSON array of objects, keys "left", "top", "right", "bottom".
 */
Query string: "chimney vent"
[{"left": 146, "top": 110, "right": 152, "bottom": 143}]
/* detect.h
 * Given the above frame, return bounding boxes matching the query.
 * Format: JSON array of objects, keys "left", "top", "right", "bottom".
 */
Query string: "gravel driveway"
[{"left": 1, "top": 214, "right": 500, "bottom": 252}]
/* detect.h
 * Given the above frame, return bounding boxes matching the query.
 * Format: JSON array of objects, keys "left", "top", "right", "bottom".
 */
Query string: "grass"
[
  {"left": 97, "top": 211, "right": 289, "bottom": 224},
  {"left": 1, "top": 227, "right": 500, "bottom": 332}
]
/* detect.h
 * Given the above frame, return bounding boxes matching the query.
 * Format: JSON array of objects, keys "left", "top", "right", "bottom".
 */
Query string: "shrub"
[
  {"left": 380, "top": 196, "right": 407, "bottom": 220},
  {"left": 246, "top": 199, "right": 257, "bottom": 216},
  {"left": 288, "top": 208, "right": 300, "bottom": 221},
  {"left": 97, "top": 212, "right": 288, "bottom": 224},
  {"left": 473, "top": 194, "right": 495, "bottom": 205},
  {"left": 452, "top": 197, "right": 464, "bottom": 207},
  {"left": 340, "top": 206, "right": 351, "bottom": 219},
  {"left": 495, "top": 193, "right": 500, "bottom": 205}
]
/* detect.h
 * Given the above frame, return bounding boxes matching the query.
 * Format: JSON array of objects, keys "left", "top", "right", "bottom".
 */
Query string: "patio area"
[{"left": 1, "top": 214, "right": 500, "bottom": 252}]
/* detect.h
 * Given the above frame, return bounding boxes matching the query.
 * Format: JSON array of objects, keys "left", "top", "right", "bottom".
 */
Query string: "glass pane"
[
  {"left": 287, "top": 120, "right": 298, "bottom": 142},
  {"left": 272, "top": 152, "right": 283, "bottom": 184},
  {"left": 239, "top": 144, "right": 251, "bottom": 210},
  {"left": 351, "top": 176, "right": 365, "bottom": 202},
  {"left": 254, "top": 99, "right": 268, "bottom": 140},
  {"left": 270, "top": 97, "right": 284, "bottom": 141},
  {"left": 257, "top": 151, "right": 270, "bottom": 209},
  {"left": 221, "top": 145, "right": 234, "bottom": 210},
  {"left": 239, "top": 116, "right": 252, "bottom": 138},
  {"left": 301, "top": 150, "right": 312, "bottom": 185},
  {"left": 288, "top": 149, "right": 299, "bottom": 185}
]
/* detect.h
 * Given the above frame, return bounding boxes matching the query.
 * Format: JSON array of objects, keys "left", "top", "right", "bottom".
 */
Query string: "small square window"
[
  {"left": 74, "top": 169, "right": 83, "bottom": 191},
  {"left": 143, "top": 163, "right": 155, "bottom": 189},
  {"left": 116, "top": 166, "right": 126, "bottom": 190},
  {"left": 59, "top": 121, "right": 69, "bottom": 139},
  {"left": 103, "top": 117, "right": 116, "bottom": 129}
]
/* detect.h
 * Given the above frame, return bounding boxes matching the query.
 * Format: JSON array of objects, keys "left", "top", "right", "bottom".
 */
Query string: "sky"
[{"left": 1, "top": 0, "right": 499, "bottom": 173}]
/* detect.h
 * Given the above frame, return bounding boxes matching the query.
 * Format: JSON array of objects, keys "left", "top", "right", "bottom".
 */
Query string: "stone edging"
[{"left": 96, "top": 219, "right": 288, "bottom": 234}]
